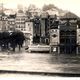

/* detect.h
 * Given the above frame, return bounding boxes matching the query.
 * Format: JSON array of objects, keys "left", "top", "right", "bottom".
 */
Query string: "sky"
[{"left": 0, "top": 0, "right": 80, "bottom": 17}]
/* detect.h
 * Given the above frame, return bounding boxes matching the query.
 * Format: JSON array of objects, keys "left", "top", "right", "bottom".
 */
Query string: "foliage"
[{"left": 0, "top": 31, "right": 25, "bottom": 52}]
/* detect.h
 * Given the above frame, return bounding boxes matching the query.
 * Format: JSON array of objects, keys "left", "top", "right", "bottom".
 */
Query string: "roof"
[
  {"left": 60, "top": 12, "right": 79, "bottom": 19},
  {"left": 8, "top": 14, "right": 16, "bottom": 19}
]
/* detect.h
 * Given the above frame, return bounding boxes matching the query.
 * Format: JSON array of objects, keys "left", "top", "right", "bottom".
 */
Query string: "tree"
[
  {"left": 9, "top": 31, "right": 17, "bottom": 51},
  {"left": 15, "top": 31, "right": 25, "bottom": 51},
  {"left": 10, "top": 31, "right": 25, "bottom": 51},
  {"left": 0, "top": 31, "right": 25, "bottom": 52},
  {"left": 0, "top": 31, "right": 10, "bottom": 51}
]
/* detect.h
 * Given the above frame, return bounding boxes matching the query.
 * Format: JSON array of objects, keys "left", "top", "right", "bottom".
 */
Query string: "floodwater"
[{"left": 0, "top": 51, "right": 79, "bottom": 77}]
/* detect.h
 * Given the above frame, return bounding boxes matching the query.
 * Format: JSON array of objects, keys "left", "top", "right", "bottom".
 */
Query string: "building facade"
[
  {"left": 49, "top": 19, "right": 60, "bottom": 53},
  {"left": 25, "top": 20, "right": 33, "bottom": 46},
  {"left": 77, "top": 22, "right": 80, "bottom": 54},
  {"left": 49, "top": 18, "right": 80, "bottom": 54},
  {"left": 33, "top": 16, "right": 41, "bottom": 44},
  {"left": 40, "top": 13, "right": 50, "bottom": 44},
  {"left": 8, "top": 14, "right": 16, "bottom": 31},
  {"left": 15, "top": 10, "right": 27, "bottom": 32},
  {"left": 0, "top": 14, "right": 8, "bottom": 31}
]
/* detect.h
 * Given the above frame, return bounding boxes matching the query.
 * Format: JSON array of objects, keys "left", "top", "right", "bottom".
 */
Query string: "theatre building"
[{"left": 50, "top": 18, "right": 80, "bottom": 54}]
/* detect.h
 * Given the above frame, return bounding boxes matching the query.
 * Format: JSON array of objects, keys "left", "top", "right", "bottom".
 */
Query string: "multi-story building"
[
  {"left": 7, "top": 14, "right": 16, "bottom": 31},
  {"left": 32, "top": 13, "right": 58, "bottom": 45},
  {"left": 40, "top": 12, "right": 50, "bottom": 44},
  {"left": 15, "top": 10, "right": 27, "bottom": 32},
  {"left": 49, "top": 19, "right": 60, "bottom": 53},
  {"left": 77, "top": 20, "right": 80, "bottom": 54},
  {"left": 0, "top": 13, "right": 8, "bottom": 31},
  {"left": 49, "top": 17, "right": 80, "bottom": 54},
  {"left": 15, "top": 10, "right": 34, "bottom": 47},
  {"left": 59, "top": 18, "right": 77, "bottom": 54},
  {"left": 33, "top": 16, "right": 41, "bottom": 44},
  {"left": 24, "top": 19, "right": 33, "bottom": 46},
  {"left": 0, "top": 8, "right": 80, "bottom": 54}
]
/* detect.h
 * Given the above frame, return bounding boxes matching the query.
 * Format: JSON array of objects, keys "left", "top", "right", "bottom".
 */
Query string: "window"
[
  {"left": 28, "top": 24, "right": 30, "bottom": 26},
  {"left": 21, "top": 28, "right": 23, "bottom": 31},
  {"left": 53, "top": 29, "right": 57, "bottom": 32}
]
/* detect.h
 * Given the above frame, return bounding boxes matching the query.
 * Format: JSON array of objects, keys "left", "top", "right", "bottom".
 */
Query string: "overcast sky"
[{"left": 0, "top": 0, "right": 80, "bottom": 17}]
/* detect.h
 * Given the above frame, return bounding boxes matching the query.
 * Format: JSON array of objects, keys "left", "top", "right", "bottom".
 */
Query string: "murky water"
[
  {"left": 50, "top": 53, "right": 80, "bottom": 64},
  {"left": 0, "top": 51, "right": 79, "bottom": 74}
]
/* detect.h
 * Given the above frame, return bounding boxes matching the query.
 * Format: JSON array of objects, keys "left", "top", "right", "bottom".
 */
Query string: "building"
[
  {"left": 40, "top": 12, "right": 50, "bottom": 44},
  {"left": 7, "top": 14, "right": 16, "bottom": 31},
  {"left": 0, "top": 13, "right": 8, "bottom": 31},
  {"left": 15, "top": 10, "right": 35, "bottom": 47},
  {"left": 15, "top": 10, "right": 27, "bottom": 32},
  {"left": 60, "top": 18, "right": 77, "bottom": 54},
  {"left": 49, "top": 17, "right": 80, "bottom": 54},
  {"left": 77, "top": 20, "right": 80, "bottom": 54},
  {"left": 32, "top": 13, "right": 58, "bottom": 45},
  {"left": 49, "top": 19, "right": 60, "bottom": 53},
  {"left": 33, "top": 16, "right": 41, "bottom": 44},
  {"left": 25, "top": 19, "right": 33, "bottom": 46}
]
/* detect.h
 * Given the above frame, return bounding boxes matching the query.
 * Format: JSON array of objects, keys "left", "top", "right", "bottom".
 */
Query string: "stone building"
[
  {"left": 49, "top": 19, "right": 60, "bottom": 53},
  {"left": 0, "top": 13, "right": 8, "bottom": 31},
  {"left": 40, "top": 12, "right": 50, "bottom": 44},
  {"left": 32, "top": 13, "right": 58, "bottom": 45},
  {"left": 15, "top": 10, "right": 27, "bottom": 32},
  {"left": 33, "top": 16, "right": 41, "bottom": 44},
  {"left": 49, "top": 17, "right": 79, "bottom": 54},
  {"left": 77, "top": 20, "right": 80, "bottom": 54},
  {"left": 24, "top": 19, "right": 33, "bottom": 46},
  {"left": 7, "top": 14, "right": 16, "bottom": 31},
  {"left": 60, "top": 18, "right": 77, "bottom": 54}
]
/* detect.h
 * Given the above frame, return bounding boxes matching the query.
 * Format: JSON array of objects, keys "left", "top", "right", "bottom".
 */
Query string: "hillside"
[
  {"left": 0, "top": 4, "right": 79, "bottom": 18},
  {"left": 42, "top": 4, "right": 79, "bottom": 18}
]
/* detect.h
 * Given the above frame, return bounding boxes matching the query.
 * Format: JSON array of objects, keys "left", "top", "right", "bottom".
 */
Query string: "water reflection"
[
  {"left": 49, "top": 53, "right": 80, "bottom": 73},
  {"left": 49, "top": 53, "right": 80, "bottom": 64},
  {"left": 0, "top": 51, "right": 23, "bottom": 61},
  {"left": 0, "top": 52, "right": 79, "bottom": 74}
]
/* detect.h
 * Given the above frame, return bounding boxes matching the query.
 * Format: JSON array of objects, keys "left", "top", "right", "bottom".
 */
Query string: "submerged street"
[{"left": 0, "top": 50, "right": 79, "bottom": 75}]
